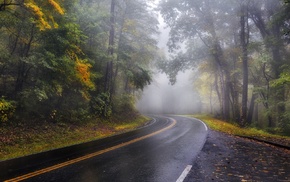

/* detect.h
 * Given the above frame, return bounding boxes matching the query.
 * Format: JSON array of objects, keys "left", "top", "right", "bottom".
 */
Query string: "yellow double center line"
[{"left": 5, "top": 118, "right": 176, "bottom": 182}]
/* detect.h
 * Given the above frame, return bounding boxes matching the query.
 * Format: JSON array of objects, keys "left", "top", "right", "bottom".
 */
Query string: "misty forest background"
[{"left": 0, "top": 0, "right": 290, "bottom": 135}]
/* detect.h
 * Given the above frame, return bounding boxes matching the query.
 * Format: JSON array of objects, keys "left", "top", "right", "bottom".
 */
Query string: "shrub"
[
  {"left": 90, "top": 92, "right": 112, "bottom": 117},
  {"left": 0, "top": 98, "right": 16, "bottom": 123},
  {"left": 112, "top": 94, "right": 136, "bottom": 114}
]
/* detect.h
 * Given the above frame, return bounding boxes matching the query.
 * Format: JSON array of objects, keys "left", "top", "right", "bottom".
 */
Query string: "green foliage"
[
  {"left": 0, "top": 0, "right": 158, "bottom": 124},
  {"left": 157, "top": 51, "right": 200, "bottom": 84},
  {"left": 111, "top": 0, "right": 158, "bottom": 94},
  {"left": 271, "top": 66, "right": 290, "bottom": 87},
  {"left": 53, "top": 90, "right": 92, "bottom": 123},
  {"left": 158, "top": 0, "right": 290, "bottom": 132},
  {"left": 90, "top": 92, "right": 112, "bottom": 118},
  {"left": 127, "top": 66, "right": 152, "bottom": 90},
  {"left": 112, "top": 94, "right": 136, "bottom": 114},
  {"left": 0, "top": 98, "right": 16, "bottom": 123},
  {"left": 18, "top": 88, "right": 49, "bottom": 118}
]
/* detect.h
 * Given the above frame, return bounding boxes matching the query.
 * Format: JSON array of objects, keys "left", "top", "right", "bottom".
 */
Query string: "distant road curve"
[{"left": 1, "top": 115, "right": 208, "bottom": 182}]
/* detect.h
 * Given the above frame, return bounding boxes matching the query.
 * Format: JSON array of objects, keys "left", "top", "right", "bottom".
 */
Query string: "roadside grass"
[
  {"left": 0, "top": 115, "right": 150, "bottom": 161},
  {"left": 189, "top": 114, "right": 290, "bottom": 146}
]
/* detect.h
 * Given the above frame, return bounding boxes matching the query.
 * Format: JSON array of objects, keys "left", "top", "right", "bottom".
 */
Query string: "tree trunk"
[
  {"left": 112, "top": 5, "right": 128, "bottom": 95},
  {"left": 214, "top": 70, "right": 222, "bottom": 117},
  {"left": 249, "top": 1, "right": 285, "bottom": 127},
  {"left": 247, "top": 93, "right": 258, "bottom": 125},
  {"left": 254, "top": 101, "right": 258, "bottom": 124},
  {"left": 223, "top": 73, "right": 231, "bottom": 120},
  {"left": 232, "top": 83, "right": 240, "bottom": 123},
  {"left": 14, "top": 24, "right": 35, "bottom": 98},
  {"left": 240, "top": 4, "right": 249, "bottom": 127},
  {"left": 105, "top": 0, "right": 116, "bottom": 93},
  {"left": 200, "top": 0, "right": 231, "bottom": 120},
  {"left": 210, "top": 84, "right": 213, "bottom": 114}
]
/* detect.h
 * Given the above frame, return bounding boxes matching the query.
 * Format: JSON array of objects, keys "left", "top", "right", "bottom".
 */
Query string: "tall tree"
[
  {"left": 248, "top": 0, "right": 286, "bottom": 127},
  {"left": 105, "top": 0, "right": 115, "bottom": 95},
  {"left": 114, "top": 0, "right": 158, "bottom": 93},
  {"left": 240, "top": 2, "right": 250, "bottom": 126},
  {"left": 159, "top": 0, "right": 237, "bottom": 120}
]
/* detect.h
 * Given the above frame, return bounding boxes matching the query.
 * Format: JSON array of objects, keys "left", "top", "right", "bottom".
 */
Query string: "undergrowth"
[
  {"left": 191, "top": 114, "right": 290, "bottom": 140},
  {"left": 0, "top": 114, "right": 149, "bottom": 161}
]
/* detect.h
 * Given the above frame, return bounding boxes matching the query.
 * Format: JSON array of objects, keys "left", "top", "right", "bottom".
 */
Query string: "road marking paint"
[
  {"left": 176, "top": 165, "right": 192, "bottom": 182},
  {"left": 179, "top": 115, "right": 208, "bottom": 131},
  {"left": 5, "top": 118, "right": 177, "bottom": 182},
  {"left": 200, "top": 120, "right": 208, "bottom": 131}
]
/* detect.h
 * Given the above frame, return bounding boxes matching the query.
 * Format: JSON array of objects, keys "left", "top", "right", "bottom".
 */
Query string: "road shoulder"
[{"left": 185, "top": 130, "right": 290, "bottom": 181}]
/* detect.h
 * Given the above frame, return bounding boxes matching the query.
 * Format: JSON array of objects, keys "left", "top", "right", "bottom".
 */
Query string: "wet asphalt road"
[{"left": 3, "top": 115, "right": 208, "bottom": 182}]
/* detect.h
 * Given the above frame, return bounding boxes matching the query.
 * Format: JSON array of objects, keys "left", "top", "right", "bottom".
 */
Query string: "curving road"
[{"left": 2, "top": 115, "right": 208, "bottom": 182}]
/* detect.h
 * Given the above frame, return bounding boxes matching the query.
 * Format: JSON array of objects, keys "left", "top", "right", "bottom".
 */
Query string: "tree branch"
[{"left": 0, "top": 1, "right": 22, "bottom": 11}]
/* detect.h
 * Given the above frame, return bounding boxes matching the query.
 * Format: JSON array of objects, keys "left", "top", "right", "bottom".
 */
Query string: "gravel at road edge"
[{"left": 185, "top": 130, "right": 290, "bottom": 181}]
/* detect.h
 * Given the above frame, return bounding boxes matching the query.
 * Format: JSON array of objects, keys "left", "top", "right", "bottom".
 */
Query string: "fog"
[
  {"left": 135, "top": 6, "right": 202, "bottom": 115},
  {"left": 136, "top": 71, "right": 202, "bottom": 114}
]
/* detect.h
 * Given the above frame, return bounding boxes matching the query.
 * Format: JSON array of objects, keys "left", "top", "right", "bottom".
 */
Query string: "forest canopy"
[
  {"left": 0, "top": 0, "right": 159, "bottom": 123},
  {"left": 158, "top": 0, "right": 290, "bottom": 133},
  {"left": 1, "top": 0, "right": 290, "bottom": 135}
]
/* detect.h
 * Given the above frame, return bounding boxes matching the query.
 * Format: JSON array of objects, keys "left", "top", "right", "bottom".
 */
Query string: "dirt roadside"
[{"left": 185, "top": 130, "right": 290, "bottom": 182}]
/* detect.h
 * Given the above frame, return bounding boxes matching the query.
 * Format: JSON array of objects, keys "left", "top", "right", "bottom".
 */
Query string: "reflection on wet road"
[{"left": 4, "top": 115, "right": 208, "bottom": 182}]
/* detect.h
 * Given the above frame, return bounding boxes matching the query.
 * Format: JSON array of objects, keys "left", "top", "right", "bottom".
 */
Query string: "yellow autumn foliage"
[
  {"left": 48, "top": 0, "right": 65, "bottom": 15},
  {"left": 24, "top": 2, "right": 51, "bottom": 30},
  {"left": 0, "top": 99, "right": 15, "bottom": 123},
  {"left": 66, "top": 50, "right": 95, "bottom": 99},
  {"left": 192, "top": 115, "right": 290, "bottom": 140},
  {"left": 24, "top": 0, "right": 65, "bottom": 30},
  {"left": 65, "top": 49, "right": 94, "bottom": 90},
  {"left": 76, "top": 60, "right": 94, "bottom": 88},
  {"left": 49, "top": 15, "right": 59, "bottom": 29}
]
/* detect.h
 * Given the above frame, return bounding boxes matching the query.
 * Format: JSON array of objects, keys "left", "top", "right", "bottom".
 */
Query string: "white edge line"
[
  {"left": 176, "top": 165, "right": 192, "bottom": 182},
  {"left": 178, "top": 115, "right": 208, "bottom": 131},
  {"left": 199, "top": 119, "right": 208, "bottom": 131}
]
